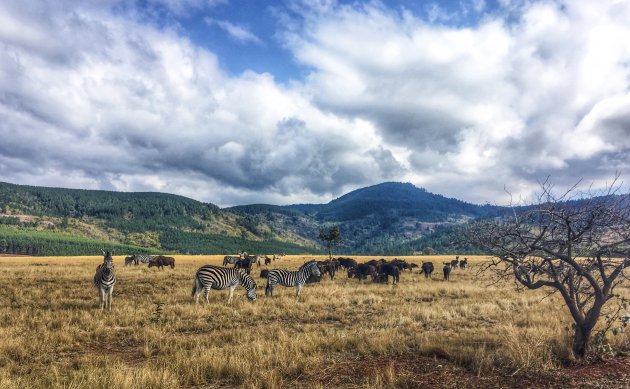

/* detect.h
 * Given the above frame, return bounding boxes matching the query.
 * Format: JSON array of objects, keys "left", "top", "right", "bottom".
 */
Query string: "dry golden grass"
[{"left": 0, "top": 254, "right": 628, "bottom": 388}]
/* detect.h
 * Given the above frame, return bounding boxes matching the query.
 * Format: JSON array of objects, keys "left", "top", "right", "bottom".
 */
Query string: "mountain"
[
  {"left": 0, "top": 181, "right": 506, "bottom": 256},
  {"left": 285, "top": 182, "right": 502, "bottom": 221}
]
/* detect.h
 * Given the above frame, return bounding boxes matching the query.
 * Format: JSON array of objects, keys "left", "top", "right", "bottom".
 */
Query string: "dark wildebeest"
[
  {"left": 348, "top": 264, "right": 377, "bottom": 281},
  {"left": 389, "top": 258, "right": 417, "bottom": 271},
  {"left": 450, "top": 258, "right": 459, "bottom": 270},
  {"left": 459, "top": 258, "right": 469, "bottom": 269},
  {"left": 317, "top": 260, "right": 336, "bottom": 280},
  {"left": 443, "top": 263, "right": 451, "bottom": 280},
  {"left": 124, "top": 256, "right": 134, "bottom": 266},
  {"left": 376, "top": 263, "right": 400, "bottom": 285},
  {"left": 419, "top": 262, "right": 434, "bottom": 279},
  {"left": 264, "top": 256, "right": 272, "bottom": 266},
  {"left": 148, "top": 256, "right": 175, "bottom": 270},
  {"left": 235, "top": 257, "right": 255, "bottom": 275},
  {"left": 373, "top": 273, "right": 388, "bottom": 283},
  {"left": 260, "top": 269, "right": 269, "bottom": 278},
  {"left": 336, "top": 257, "right": 357, "bottom": 271}
]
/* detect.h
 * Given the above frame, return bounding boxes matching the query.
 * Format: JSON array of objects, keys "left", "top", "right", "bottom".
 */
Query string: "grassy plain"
[{"left": 0, "top": 254, "right": 628, "bottom": 388}]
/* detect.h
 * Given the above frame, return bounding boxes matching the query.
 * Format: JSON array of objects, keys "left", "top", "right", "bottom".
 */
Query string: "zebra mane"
[{"left": 299, "top": 260, "right": 317, "bottom": 270}]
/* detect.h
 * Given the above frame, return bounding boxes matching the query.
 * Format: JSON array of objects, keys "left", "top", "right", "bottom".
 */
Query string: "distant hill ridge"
[{"left": 0, "top": 180, "right": 505, "bottom": 255}]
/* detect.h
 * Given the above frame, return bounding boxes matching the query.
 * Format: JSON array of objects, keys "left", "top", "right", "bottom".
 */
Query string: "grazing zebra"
[
  {"left": 94, "top": 250, "right": 117, "bottom": 311},
  {"left": 192, "top": 265, "right": 257, "bottom": 304},
  {"left": 132, "top": 254, "right": 153, "bottom": 266},
  {"left": 265, "top": 260, "right": 321, "bottom": 298}
]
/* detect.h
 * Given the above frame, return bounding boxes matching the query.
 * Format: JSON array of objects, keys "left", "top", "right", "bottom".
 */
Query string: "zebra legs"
[
  {"left": 265, "top": 281, "right": 274, "bottom": 296},
  {"left": 98, "top": 288, "right": 105, "bottom": 310},
  {"left": 227, "top": 285, "right": 237, "bottom": 304},
  {"left": 295, "top": 284, "right": 303, "bottom": 298},
  {"left": 105, "top": 287, "right": 113, "bottom": 311}
]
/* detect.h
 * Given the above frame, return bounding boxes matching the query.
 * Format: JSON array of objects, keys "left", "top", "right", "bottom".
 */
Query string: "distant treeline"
[
  {"left": 0, "top": 181, "right": 218, "bottom": 232},
  {"left": 0, "top": 226, "right": 159, "bottom": 256},
  {"left": 159, "top": 229, "right": 320, "bottom": 255},
  {"left": 0, "top": 225, "right": 320, "bottom": 256}
]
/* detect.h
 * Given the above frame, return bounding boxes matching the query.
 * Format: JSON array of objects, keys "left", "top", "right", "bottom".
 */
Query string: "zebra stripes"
[
  {"left": 265, "top": 260, "right": 321, "bottom": 297},
  {"left": 192, "top": 265, "right": 257, "bottom": 304},
  {"left": 132, "top": 254, "right": 153, "bottom": 265},
  {"left": 94, "top": 250, "right": 117, "bottom": 311}
]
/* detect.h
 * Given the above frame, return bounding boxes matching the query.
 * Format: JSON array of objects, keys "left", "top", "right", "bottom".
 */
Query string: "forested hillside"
[{"left": 0, "top": 181, "right": 508, "bottom": 256}]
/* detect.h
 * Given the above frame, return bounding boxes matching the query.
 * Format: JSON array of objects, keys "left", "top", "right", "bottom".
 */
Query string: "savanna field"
[{"left": 0, "top": 255, "right": 629, "bottom": 389}]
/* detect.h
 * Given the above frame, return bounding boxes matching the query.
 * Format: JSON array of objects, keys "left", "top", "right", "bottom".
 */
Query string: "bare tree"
[{"left": 468, "top": 177, "right": 630, "bottom": 358}]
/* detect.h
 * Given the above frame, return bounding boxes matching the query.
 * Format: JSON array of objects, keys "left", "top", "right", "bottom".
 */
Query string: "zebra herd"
[{"left": 93, "top": 251, "right": 466, "bottom": 311}]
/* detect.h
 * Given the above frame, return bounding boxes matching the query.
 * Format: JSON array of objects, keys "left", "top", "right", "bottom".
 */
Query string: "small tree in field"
[
  {"left": 318, "top": 226, "right": 342, "bottom": 260},
  {"left": 468, "top": 177, "right": 629, "bottom": 358},
  {"left": 423, "top": 247, "right": 434, "bottom": 255}
]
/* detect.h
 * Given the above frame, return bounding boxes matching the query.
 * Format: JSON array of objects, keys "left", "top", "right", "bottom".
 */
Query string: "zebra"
[
  {"left": 265, "top": 260, "right": 321, "bottom": 298},
  {"left": 94, "top": 250, "right": 117, "bottom": 311},
  {"left": 132, "top": 254, "right": 153, "bottom": 265},
  {"left": 192, "top": 265, "right": 257, "bottom": 304},
  {"left": 223, "top": 255, "right": 241, "bottom": 266}
]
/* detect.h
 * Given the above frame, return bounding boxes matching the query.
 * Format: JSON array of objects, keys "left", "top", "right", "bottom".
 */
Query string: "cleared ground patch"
[{"left": 0, "top": 255, "right": 628, "bottom": 388}]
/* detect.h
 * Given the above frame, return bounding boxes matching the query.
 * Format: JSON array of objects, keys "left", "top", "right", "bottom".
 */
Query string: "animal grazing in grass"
[
  {"left": 235, "top": 257, "right": 255, "bottom": 275},
  {"left": 223, "top": 255, "right": 241, "bottom": 266},
  {"left": 450, "top": 256, "right": 460, "bottom": 270},
  {"left": 443, "top": 263, "right": 451, "bottom": 280},
  {"left": 336, "top": 257, "right": 357, "bottom": 271},
  {"left": 265, "top": 260, "right": 321, "bottom": 297},
  {"left": 124, "top": 256, "right": 134, "bottom": 266},
  {"left": 94, "top": 250, "right": 117, "bottom": 311},
  {"left": 317, "top": 260, "right": 336, "bottom": 280},
  {"left": 376, "top": 263, "right": 400, "bottom": 285},
  {"left": 192, "top": 265, "right": 257, "bottom": 304},
  {"left": 347, "top": 264, "right": 377, "bottom": 282},
  {"left": 131, "top": 254, "right": 153, "bottom": 266},
  {"left": 148, "top": 256, "right": 175, "bottom": 269},
  {"left": 419, "top": 262, "right": 434, "bottom": 278}
]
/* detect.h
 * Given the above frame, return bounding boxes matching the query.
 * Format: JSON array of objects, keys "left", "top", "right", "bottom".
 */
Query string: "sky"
[{"left": 0, "top": 0, "right": 628, "bottom": 207}]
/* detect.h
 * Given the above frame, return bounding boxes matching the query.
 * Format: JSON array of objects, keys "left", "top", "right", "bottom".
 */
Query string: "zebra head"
[
  {"left": 300, "top": 260, "right": 321, "bottom": 278},
  {"left": 102, "top": 251, "right": 115, "bottom": 274},
  {"left": 240, "top": 272, "right": 257, "bottom": 301}
]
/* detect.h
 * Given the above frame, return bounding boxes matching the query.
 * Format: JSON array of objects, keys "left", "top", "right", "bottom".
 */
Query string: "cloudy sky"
[{"left": 0, "top": 0, "right": 628, "bottom": 207}]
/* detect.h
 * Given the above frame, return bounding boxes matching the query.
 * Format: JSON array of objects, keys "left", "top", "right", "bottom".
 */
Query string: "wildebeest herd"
[{"left": 95, "top": 250, "right": 468, "bottom": 311}]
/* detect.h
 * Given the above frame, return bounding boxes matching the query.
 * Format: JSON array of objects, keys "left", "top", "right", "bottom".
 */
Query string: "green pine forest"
[{"left": 0, "top": 181, "right": 500, "bottom": 256}]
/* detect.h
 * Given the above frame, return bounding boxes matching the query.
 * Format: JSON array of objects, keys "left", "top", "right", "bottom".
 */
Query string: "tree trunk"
[{"left": 573, "top": 322, "right": 595, "bottom": 358}]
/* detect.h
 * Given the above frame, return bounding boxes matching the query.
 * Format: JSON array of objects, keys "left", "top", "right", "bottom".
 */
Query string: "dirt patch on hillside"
[{"left": 299, "top": 353, "right": 630, "bottom": 388}]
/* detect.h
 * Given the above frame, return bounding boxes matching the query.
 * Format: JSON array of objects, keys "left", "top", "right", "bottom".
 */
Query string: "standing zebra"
[
  {"left": 132, "top": 254, "right": 153, "bottom": 266},
  {"left": 223, "top": 255, "right": 241, "bottom": 266},
  {"left": 265, "top": 260, "right": 321, "bottom": 298},
  {"left": 192, "top": 265, "right": 257, "bottom": 304},
  {"left": 94, "top": 250, "right": 117, "bottom": 311}
]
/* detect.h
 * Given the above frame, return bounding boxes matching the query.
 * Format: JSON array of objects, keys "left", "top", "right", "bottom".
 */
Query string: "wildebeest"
[
  {"left": 235, "top": 257, "right": 255, "bottom": 275},
  {"left": 264, "top": 256, "right": 272, "bottom": 266},
  {"left": 459, "top": 258, "right": 469, "bottom": 269},
  {"left": 148, "top": 255, "right": 175, "bottom": 269},
  {"left": 348, "top": 264, "right": 377, "bottom": 281},
  {"left": 443, "top": 263, "right": 451, "bottom": 280},
  {"left": 124, "top": 256, "right": 134, "bottom": 266},
  {"left": 376, "top": 263, "right": 400, "bottom": 285},
  {"left": 419, "top": 262, "right": 434, "bottom": 278},
  {"left": 336, "top": 257, "right": 357, "bottom": 271},
  {"left": 450, "top": 258, "right": 459, "bottom": 269},
  {"left": 317, "top": 260, "right": 336, "bottom": 280}
]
